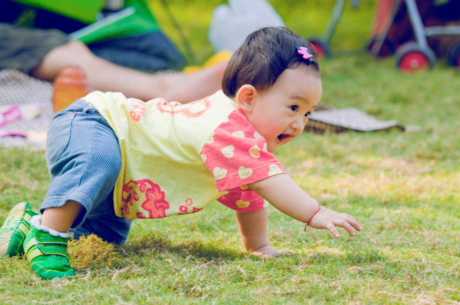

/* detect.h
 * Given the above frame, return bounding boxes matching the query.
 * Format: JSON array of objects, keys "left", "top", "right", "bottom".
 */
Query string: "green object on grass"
[
  {"left": 12, "top": 0, "right": 103, "bottom": 24},
  {"left": 11, "top": 0, "right": 160, "bottom": 44},
  {"left": 70, "top": 0, "right": 160, "bottom": 44},
  {"left": 24, "top": 226, "right": 76, "bottom": 280},
  {"left": 0, "top": 202, "right": 38, "bottom": 257}
]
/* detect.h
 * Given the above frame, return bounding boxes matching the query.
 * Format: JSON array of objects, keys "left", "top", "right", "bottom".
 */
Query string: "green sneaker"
[
  {"left": 0, "top": 202, "right": 38, "bottom": 257},
  {"left": 24, "top": 226, "right": 76, "bottom": 280}
]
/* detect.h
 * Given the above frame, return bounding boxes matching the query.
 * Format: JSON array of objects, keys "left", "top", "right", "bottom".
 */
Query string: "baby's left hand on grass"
[
  {"left": 250, "top": 245, "right": 295, "bottom": 259},
  {"left": 309, "top": 206, "right": 362, "bottom": 238}
]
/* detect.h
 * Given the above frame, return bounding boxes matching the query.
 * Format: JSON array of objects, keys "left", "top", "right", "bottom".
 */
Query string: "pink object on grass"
[
  {"left": 0, "top": 104, "right": 41, "bottom": 139},
  {"left": 0, "top": 130, "right": 27, "bottom": 138},
  {"left": 0, "top": 106, "right": 22, "bottom": 128}
]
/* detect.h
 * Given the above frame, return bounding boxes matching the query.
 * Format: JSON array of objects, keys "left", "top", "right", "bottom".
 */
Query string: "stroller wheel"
[
  {"left": 447, "top": 40, "right": 460, "bottom": 67},
  {"left": 306, "top": 38, "right": 330, "bottom": 59},
  {"left": 395, "top": 42, "right": 436, "bottom": 73}
]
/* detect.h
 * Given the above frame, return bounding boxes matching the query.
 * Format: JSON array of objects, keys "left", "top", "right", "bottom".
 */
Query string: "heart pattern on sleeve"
[
  {"left": 232, "top": 131, "right": 245, "bottom": 138},
  {"left": 268, "top": 164, "right": 282, "bottom": 176},
  {"left": 238, "top": 166, "right": 253, "bottom": 179},
  {"left": 248, "top": 145, "right": 261, "bottom": 158},
  {"left": 221, "top": 145, "right": 234, "bottom": 158},
  {"left": 214, "top": 167, "right": 227, "bottom": 180},
  {"left": 200, "top": 109, "right": 284, "bottom": 192}
]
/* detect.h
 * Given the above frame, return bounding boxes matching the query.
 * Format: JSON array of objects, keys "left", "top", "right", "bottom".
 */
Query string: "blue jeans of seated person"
[
  {"left": 88, "top": 31, "right": 186, "bottom": 73},
  {"left": 40, "top": 99, "right": 131, "bottom": 244}
]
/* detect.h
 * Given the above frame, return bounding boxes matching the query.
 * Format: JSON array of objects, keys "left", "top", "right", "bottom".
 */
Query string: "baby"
[{"left": 0, "top": 27, "right": 361, "bottom": 280}]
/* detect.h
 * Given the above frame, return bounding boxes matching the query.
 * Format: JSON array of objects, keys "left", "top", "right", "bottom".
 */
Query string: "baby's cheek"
[{"left": 261, "top": 129, "right": 279, "bottom": 141}]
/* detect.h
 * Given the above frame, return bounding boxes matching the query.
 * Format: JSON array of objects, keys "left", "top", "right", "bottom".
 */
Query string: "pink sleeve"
[
  {"left": 200, "top": 109, "right": 286, "bottom": 193},
  {"left": 217, "top": 186, "right": 267, "bottom": 212}
]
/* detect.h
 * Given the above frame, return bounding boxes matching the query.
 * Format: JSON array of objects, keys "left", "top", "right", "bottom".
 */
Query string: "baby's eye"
[
  {"left": 305, "top": 112, "right": 311, "bottom": 117},
  {"left": 290, "top": 105, "right": 298, "bottom": 112}
]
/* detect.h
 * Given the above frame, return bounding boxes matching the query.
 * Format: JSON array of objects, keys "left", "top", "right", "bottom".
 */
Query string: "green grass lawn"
[
  {"left": 2, "top": 1, "right": 460, "bottom": 304},
  {"left": 1, "top": 57, "right": 459, "bottom": 304}
]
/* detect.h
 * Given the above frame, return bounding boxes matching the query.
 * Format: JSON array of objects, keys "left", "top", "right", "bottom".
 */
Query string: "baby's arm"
[
  {"left": 248, "top": 174, "right": 361, "bottom": 238},
  {"left": 236, "top": 208, "right": 294, "bottom": 258}
]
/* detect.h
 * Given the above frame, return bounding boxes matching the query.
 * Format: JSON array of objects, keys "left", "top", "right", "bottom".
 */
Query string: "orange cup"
[{"left": 52, "top": 66, "right": 89, "bottom": 113}]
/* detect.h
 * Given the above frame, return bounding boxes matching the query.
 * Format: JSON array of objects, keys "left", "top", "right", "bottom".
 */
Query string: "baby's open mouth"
[{"left": 277, "top": 134, "right": 290, "bottom": 141}]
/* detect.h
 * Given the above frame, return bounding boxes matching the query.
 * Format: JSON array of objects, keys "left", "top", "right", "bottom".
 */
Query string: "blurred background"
[
  {"left": 2, "top": 0, "right": 460, "bottom": 146},
  {"left": 3, "top": 0, "right": 378, "bottom": 64},
  {"left": 151, "top": 0, "right": 377, "bottom": 62},
  {"left": 3, "top": 0, "right": 460, "bottom": 70}
]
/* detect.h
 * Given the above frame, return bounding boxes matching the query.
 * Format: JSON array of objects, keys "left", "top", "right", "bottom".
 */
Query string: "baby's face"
[{"left": 245, "top": 66, "right": 322, "bottom": 152}]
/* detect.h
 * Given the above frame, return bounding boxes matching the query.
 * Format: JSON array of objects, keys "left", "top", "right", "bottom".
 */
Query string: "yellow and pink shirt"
[{"left": 84, "top": 91, "right": 286, "bottom": 220}]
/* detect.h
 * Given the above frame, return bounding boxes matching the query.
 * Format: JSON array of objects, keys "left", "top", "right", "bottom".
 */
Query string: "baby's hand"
[
  {"left": 250, "top": 245, "right": 295, "bottom": 259},
  {"left": 309, "top": 206, "right": 362, "bottom": 238}
]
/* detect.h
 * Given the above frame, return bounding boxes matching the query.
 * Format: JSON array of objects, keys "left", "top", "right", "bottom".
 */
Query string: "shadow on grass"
[
  {"left": 121, "top": 234, "right": 387, "bottom": 267},
  {"left": 273, "top": 243, "right": 388, "bottom": 269},
  {"left": 121, "top": 232, "right": 245, "bottom": 262},
  {"left": 341, "top": 243, "right": 386, "bottom": 264},
  {"left": 119, "top": 229, "right": 389, "bottom": 259},
  {"left": 67, "top": 233, "right": 391, "bottom": 278}
]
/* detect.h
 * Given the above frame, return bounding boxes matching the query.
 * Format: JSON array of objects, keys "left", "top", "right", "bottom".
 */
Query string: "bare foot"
[
  {"left": 250, "top": 245, "right": 295, "bottom": 259},
  {"left": 157, "top": 60, "right": 228, "bottom": 104}
]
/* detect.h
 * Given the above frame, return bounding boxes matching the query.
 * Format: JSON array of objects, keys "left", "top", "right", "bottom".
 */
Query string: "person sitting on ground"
[{"left": 0, "top": 23, "right": 227, "bottom": 103}]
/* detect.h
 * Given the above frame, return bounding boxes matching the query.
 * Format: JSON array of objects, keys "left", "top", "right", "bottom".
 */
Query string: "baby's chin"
[{"left": 266, "top": 142, "right": 278, "bottom": 153}]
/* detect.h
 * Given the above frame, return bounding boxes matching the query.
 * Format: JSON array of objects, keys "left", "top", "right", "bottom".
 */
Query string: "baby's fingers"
[
  {"left": 340, "top": 214, "right": 362, "bottom": 231},
  {"left": 326, "top": 219, "right": 356, "bottom": 238},
  {"left": 333, "top": 218, "right": 356, "bottom": 236},
  {"left": 325, "top": 222, "right": 340, "bottom": 238}
]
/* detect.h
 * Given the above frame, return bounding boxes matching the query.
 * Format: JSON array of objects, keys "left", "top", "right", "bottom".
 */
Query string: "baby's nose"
[{"left": 291, "top": 117, "right": 305, "bottom": 131}]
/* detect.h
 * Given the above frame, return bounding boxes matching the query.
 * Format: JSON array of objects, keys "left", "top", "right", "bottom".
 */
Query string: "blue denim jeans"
[
  {"left": 88, "top": 31, "right": 186, "bottom": 73},
  {"left": 41, "top": 99, "right": 131, "bottom": 244}
]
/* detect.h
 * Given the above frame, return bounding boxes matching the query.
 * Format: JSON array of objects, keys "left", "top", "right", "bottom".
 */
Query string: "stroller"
[
  {"left": 370, "top": 0, "right": 460, "bottom": 72},
  {"left": 310, "top": 0, "right": 460, "bottom": 72}
]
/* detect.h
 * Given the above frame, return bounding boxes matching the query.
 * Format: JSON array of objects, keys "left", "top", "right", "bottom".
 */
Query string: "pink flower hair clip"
[{"left": 298, "top": 46, "right": 313, "bottom": 61}]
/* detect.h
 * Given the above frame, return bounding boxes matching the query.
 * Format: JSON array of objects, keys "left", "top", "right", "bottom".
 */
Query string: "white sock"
[{"left": 30, "top": 215, "right": 71, "bottom": 238}]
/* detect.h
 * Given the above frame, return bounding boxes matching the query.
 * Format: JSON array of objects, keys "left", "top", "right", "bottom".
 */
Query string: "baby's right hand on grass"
[{"left": 309, "top": 206, "right": 362, "bottom": 238}]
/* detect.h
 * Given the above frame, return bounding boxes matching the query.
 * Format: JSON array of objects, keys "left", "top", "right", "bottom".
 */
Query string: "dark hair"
[{"left": 222, "top": 27, "right": 320, "bottom": 98}]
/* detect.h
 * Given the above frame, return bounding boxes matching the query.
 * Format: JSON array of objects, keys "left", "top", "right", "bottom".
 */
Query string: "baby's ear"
[{"left": 235, "top": 85, "right": 258, "bottom": 112}]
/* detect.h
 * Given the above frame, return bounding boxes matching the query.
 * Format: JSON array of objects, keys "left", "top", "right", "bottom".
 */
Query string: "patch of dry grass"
[{"left": 68, "top": 235, "right": 121, "bottom": 271}]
